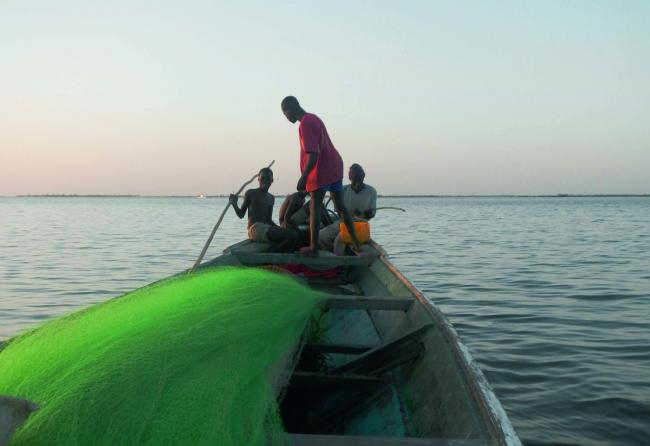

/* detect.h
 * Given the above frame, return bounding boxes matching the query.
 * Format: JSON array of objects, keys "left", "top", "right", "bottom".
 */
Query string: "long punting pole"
[
  {"left": 375, "top": 206, "right": 406, "bottom": 212},
  {"left": 190, "top": 160, "right": 275, "bottom": 272}
]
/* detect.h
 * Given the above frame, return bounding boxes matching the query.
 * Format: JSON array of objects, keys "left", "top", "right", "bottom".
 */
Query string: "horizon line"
[{"left": 4, "top": 193, "right": 650, "bottom": 198}]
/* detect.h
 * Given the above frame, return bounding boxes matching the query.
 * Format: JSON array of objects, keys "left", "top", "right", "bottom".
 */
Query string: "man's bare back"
[
  {"left": 237, "top": 188, "right": 275, "bottom": 228},
  {"left": 229, "top": 167, "right": 298, "bottom": 251}
]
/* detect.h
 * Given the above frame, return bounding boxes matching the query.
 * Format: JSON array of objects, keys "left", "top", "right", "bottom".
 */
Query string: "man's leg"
[
  {"left": 330, "top": 191, "right": 361, "bottom": 251},
  {"left": 332, "top": 233, "right": 347, "bottom": 255},
  {"left": 307, "top": 189, "right": 327, "bottom": 254},
  {"left": 266, "top": 226, "right": 298, "bottom": 252},
  {"left": 319, "top": 221, "right": 340, "bottom": 251}
]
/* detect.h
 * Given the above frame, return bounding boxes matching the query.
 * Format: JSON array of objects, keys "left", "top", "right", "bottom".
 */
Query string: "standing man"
[{"left": 281, "top": 96, "right": 360, "bottom": 255}]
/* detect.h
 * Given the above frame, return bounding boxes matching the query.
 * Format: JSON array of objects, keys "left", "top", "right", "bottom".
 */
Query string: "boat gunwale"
[
  {"left": 225, "top": 240, "right": 520, "bottom": 445},
  {"left": 369, "top": 241, "right": 521, "bottom": 446}
]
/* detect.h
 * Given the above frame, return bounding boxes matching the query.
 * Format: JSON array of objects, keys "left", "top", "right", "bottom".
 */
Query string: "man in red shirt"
[{"left": 281, "top": 96, "right": 360, "bottom": 255}]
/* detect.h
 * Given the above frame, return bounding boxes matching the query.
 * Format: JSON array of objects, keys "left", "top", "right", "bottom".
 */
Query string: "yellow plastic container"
[{"left": 339, "top": 221, "right": 371, "bottom": 245}]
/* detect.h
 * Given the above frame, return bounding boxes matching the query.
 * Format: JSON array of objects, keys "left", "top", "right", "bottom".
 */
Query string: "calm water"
[{"left": 1, "top": 196, "right": 649, "bottom": 445}]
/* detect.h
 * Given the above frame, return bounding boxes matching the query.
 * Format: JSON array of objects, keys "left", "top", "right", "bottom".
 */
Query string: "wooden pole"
[
  {"left": 189, "top": 160, "right": 275, "bottom": 272},
  {"left": 375, "top": 206, "right": 406, "bottom": 212}
]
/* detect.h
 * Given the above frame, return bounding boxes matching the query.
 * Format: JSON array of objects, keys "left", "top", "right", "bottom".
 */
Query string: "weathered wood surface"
[
  {"left": 232, "top": 251, "right": 375, "bottom": 267},
  {"left": 324, "top": 295, "right": 414, "bottom": 311},
  {"left": 303, "top": 342, "right": 374, "bottom": 355},
  {"left": 331, "top": 323, "right": 434, "bottom": 376},
  {"left": 290, "top": 371, "right": 389, "bottom": 391},
  {"left": 228, "top": 238, "right": 519, "bottom": 444}
]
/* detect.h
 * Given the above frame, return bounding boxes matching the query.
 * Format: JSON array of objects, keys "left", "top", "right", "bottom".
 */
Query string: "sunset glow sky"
[{"left": 1, "top": 1, "right": 649, "bottom": 195}]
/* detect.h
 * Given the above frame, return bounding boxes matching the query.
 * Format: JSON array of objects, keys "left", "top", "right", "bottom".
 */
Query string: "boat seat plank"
[
  {"left": 324, "top": 295, "right": 414, "bottom": 311},
  {"left": 232, "top": 251, "right": 375, "bottom": 267},
  {"left": 290, "top": 371, "right": 389, "bottom": 391},
  {"left": 287, "top": 433, "right": 486, "bottom": 446},
  {"left": 224, "top": 239, "right": 270, "bottom": 253},
  {"left": 330, "top": 323, "right": 434, "bottom": 376},
  {"left": 303, "top": 342, "right": 374, "bottom": 355}
]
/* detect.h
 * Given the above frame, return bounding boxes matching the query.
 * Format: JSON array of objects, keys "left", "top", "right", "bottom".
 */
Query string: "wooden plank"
[
  {"left": 324, "top": 295, "right": 414, "bottom": 311},
  {"left": 303, "top": 342, "right": 375, "bottom": 355},
  {"left": 290, "top": 371, "right": 389, "bottom": 391},
  {"left": 287, "top": 433, "right": 487, "bottom": 446},
  {"left": 233, "top": 251, "right": 375, "bottom": 267},
  {"left": 331, "top": 324, "right": 434, "bottom": 376},
  {"left": 222, "top": 239, "right": 265, "bottom": 254}
]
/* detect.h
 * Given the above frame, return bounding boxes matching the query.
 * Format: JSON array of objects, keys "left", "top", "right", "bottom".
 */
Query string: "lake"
[{"left": 1, "top": 196, "right": 649, "bottom": 445}]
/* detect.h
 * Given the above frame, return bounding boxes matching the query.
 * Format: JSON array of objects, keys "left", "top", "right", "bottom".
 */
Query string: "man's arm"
[
  {"left": 366, "top": 188, "right": 378, "bottom": 220},
  {"left": 268, "top": 196, "right": 278, "bottom": 226},
  {"left": 282, "top": 193, "right": 307, "bottom": 230},
  {"left": 229, "top": 191, "right": 250, "bottom": 219},
  {"left": 297, "top": 152, "right": 318, "bottom": 192},
  {"left": 278, "top": 196, "right": 290, "bottom": 226}
]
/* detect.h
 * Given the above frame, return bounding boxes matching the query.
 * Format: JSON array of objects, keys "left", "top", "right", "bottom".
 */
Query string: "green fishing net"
[{"left": 0, "top": 267, "right": 323, "bottom": 446}]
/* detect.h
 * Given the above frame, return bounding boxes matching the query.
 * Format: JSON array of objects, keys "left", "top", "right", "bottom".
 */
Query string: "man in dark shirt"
[{"left": 229, "top": 168, "right": 298, "bottom": 252}]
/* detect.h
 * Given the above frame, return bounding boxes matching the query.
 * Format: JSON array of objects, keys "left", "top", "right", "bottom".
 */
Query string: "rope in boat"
[{"left": 190, "top": 160, "right": 275, "bottom": 272}]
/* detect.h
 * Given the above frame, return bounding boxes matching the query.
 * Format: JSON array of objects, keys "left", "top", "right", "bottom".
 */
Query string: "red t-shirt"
[{"left": 298, "top": 113, "right": 344, "bottom": 192}]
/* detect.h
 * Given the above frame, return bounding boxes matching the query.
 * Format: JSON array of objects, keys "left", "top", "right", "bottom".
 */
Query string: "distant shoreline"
[{"left": 6, "top": 194, "right": 650, "bottom": 198}]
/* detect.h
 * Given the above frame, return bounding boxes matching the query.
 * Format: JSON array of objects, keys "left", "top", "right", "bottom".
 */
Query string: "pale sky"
[{"left": 1, "top": 1, "right": 649, "bottom": 196}]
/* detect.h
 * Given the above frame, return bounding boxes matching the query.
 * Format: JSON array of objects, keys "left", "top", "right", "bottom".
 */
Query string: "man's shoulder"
[
  {"left": 301, "top": 113, "right": 323, "bottom": 128},
  {"left": 345, "top": 184, "right": 377, "bottom": 196},
  {"left": 246, "top": 188, "right": 271, "bottom": 197}
]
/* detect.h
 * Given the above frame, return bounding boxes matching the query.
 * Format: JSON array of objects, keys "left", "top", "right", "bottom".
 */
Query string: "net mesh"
[{"left": 0, "top": 267, "right": 322, "bottom": 446}]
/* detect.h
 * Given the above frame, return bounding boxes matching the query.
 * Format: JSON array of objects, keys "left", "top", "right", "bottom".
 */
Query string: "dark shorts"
[{"left": 317, "top": 180, "right": 343, "bottom": 192}]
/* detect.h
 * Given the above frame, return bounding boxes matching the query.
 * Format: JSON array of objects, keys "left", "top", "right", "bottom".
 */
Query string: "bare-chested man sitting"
[
  {"left": 278, "top": 191, "right": 335, "bottom": 247},
  {"left": 229, "top": 168, "right": 298, "bottom": 252}
]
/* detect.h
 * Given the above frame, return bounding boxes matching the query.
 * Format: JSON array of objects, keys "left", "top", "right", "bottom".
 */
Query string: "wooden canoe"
[
  {"left": 200, "top": 240, "right": 522, "bottom": 446},
  {"left": 0, "top": 240, "right": 521, "bottom": 445}
]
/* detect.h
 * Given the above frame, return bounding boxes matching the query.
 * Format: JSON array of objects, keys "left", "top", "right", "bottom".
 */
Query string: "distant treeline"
[
  {"left": 377, "top": 194, "right": 650, "bottom": 198},
  {"left": 12, "top": 194, "right": 650, "bottom": 198},
  {"left": 17, "top": 194, "right": 141, "bottom": 197}
]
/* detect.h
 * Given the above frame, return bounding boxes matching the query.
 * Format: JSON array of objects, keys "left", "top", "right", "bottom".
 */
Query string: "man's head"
[
  {"left": 349, "top": 163, "right": 366, "bottom": 187},
  {"left": 258, "top": 168, "right": 274, "bottom": 189},
  {"left": 281, "top": 96, "right": 304, "bottom": 123}
]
